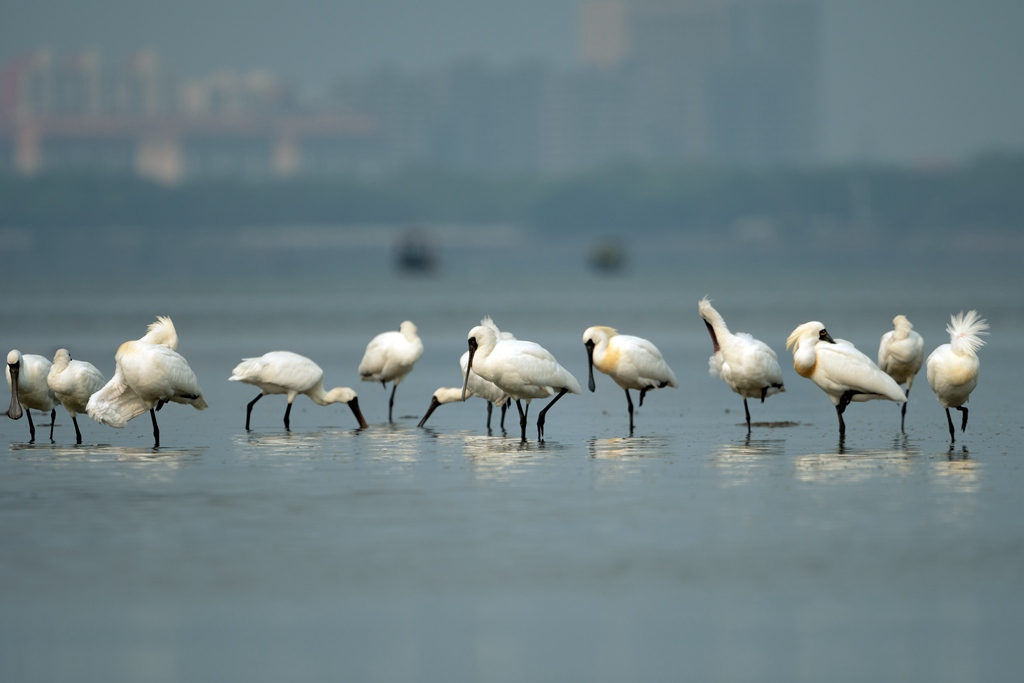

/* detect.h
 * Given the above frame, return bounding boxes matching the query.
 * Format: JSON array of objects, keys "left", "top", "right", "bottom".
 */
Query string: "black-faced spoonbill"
[
  {"left": 47, "top": 348, "right": 106, "bottom": 444},
  {"left": 229, "top": 351, "right": 368, "bottom": 431},
  {"left": 698, "top": 298, "right": 785, "bottom": 433},
  {"left": 786, "top": 322, "right": 906, "bottom": 437},
  {"left": 877, "top": 314, "right": 925, "bottom": 432},
  {"left": 417, "top": 351, "right": 510, "bottom": 431},
  {"left": 926, "top": 310, "right": 988, "bottom": 443},
  {"left": 358, "top": 320, "right": 423, "bottom": 422},
  {"left": 86, "top": 316, "right": 207, "bottom": 448},
  {"left": 464, "top": 317, "right": 581, "bottom": 442},
  {"left": 6, "top": 349, "right": 58, "bottom": 443},
  {"left": 582, "top": 326, "right": 677, "bottom": 434}
]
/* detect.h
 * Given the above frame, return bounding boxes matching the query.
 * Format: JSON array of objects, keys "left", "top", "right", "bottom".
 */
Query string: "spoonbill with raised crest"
[
  {"left": 786, "top": 322, "right": 905, "bottom": 437},
  {"left": 87, "top": 316, "right": 207, "bottom": 447},
  {"left": 463, "top": 317, "right": 580, "bottom": 442},
  {"left": 582, "top": 326, "right": 677, "bottom": 434},
  {"left": 926, "top": 310, "right": 988, "bottom": 443},
  {"left": 418, "top": 352, "right": 510, "bottom": 431},
  {"left": 6, "top": 349, "right": 57, "bottom": 443},
  {"left": 698, "top": 298, "right": 784, "bottom": 433},
  {"left": 878, "top": 314, "right": 925, "bottom": 431},
  {"left": 419, "top": 318, "right": 512, "bottom": 431},
  {"left": 47, "top": 348, "right": 106, "bottom": 444},
  {"left": 230, "top": 351, "right": 367, "bottom": 430},
  {"left": 358, "top": 320, "right": 423, "bottom": 422}
]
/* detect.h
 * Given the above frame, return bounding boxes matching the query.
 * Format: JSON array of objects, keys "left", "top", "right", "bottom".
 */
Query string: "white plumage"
[
  {"left": 583, "top": 325, "right": 677, "bottom": 433},
  {"left": 6, "top": 349, "right": 58, "bottom": 443},
  {"left": 418, "top": 350, "right": 510, "bottom": 431},
  {"left": 464, "top": 317, "right": 580, "bottom": 441},
  {"left": 926, "top": 310, "right": 988, "bottom": 442},
  {"left": 87, "top": 316, "right": 207, "bottom": 447},
  {"left": 230, "top": 351, "right": 367, "bottom": 430},
  {"left": 786, "top": 321, "right": 906, "bottom": 437},
  {"left": 358, "top": 320, "right": 424, "bottom": 422},
  {"left": 47, "top": 348, "right": 106, "bottom": 444},
  {"left": 698, "top": 298, "right": 784, "bottom": 432},
  {"left": 878, "top": 314, "right": 925, "bottom": 431}
]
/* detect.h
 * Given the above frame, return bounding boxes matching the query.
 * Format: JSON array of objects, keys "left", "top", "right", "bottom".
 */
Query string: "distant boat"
[
  {"left": 588, "top": 237, "right": 626, "bottom": 274},
  {"left": 395, "top": 228, "right": 437, "bottom": 273}
]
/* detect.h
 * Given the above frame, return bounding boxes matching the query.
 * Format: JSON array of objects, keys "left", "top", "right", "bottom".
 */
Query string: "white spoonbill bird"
[
  {"left": 464, "top": 317, "right": 581, "bottom": 442},
  {"left": 878, "top": 314, "right": 925, "bottom": 432},
  {"left": 86, "top": 316, "right": 207, "bottom": 447},
  {"left": 698, "top": 298, "right": 785, "bottom": 433},
  {"left": 418, "top": 351, "right": 510, "bottom": 431},
  {"left": 230, "top": 351, "right": 368, "bottom": 431},
  {"left": 582, "top": 326, "right": 677, "bottom": 434},
  {"left": 786, "top": 322, "right": 906, "bottom": 437},
  {"left": 6, "top": 349, "right": 58, "bottom": 443},
  {"left": 926, "top": 310, "right": 988, "bottom": 443},
  {"left": 358, "top": 320, "right": 424, "bottom": 422},
  {"left": 47, "top": 348, "right": 106, "bottom": 444}
]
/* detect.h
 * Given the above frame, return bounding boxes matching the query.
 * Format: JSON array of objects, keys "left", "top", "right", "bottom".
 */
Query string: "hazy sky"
[{"left": 3, "top": 0, "right": 1023, "bottom": 163}]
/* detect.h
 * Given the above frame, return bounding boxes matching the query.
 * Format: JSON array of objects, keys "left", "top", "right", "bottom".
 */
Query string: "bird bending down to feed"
[
  {"left": 926, "top": 310, "right": 988, "bottom": 443},
  {"left": 418, "top": 351, "right": 510, "bottom": 431},
  {"left": 230, "top": 351, "right": 368, "bottom": 431},
  {"left": 358, "top": 320, "right": 423, "bottom": 422},
  {"left": 463, "top": 317, "right": 580, "bottom": 442},
  {"left": 47, "top": 348, "right": 106, "bottom": 444},
  {"left": 698, "top": 298, "right": 784, "bottom": 433},
  {"left": 583, "top": 326, "right": 677, "bottom": 434},
  {"left": 877, "top": 314, "right": 925, "bottom": 432},
  {"left": 86, "top": 316, "right": 207, "bottom": 447},
  {"left": 6, "top": 349, "right": 58, "bottom": 443},
  {"left": 786, "top": 322, "right": 905, "bottom": 437}
]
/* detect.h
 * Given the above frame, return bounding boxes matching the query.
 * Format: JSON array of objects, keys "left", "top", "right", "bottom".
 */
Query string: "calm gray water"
[{"left": 2, "top": 256, "right": 1023, "bottom": 682}]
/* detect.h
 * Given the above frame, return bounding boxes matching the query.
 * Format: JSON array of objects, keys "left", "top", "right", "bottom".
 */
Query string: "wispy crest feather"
[
  {"left": 947, "top": 310, "right": 988, "bottom": 356},
  {"left": 139, "top": 316, "right": 178, "bottom": 350}
]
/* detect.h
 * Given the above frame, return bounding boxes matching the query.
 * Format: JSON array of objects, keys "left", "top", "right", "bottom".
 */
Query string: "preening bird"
[
  {"left": 358, "top": 320, "right": 424, "bottom": 422},
  {"left": 926, "top": 310, "right": 988, "bottom": 443},
  {"left": 418, "top": 351, "right": 510, "bottom": 431},
  {"left": 698, "top": 298, "right": 784, "bottom": 433},
  {"left": 786, "top": 322, "right": 906, "bottom": 437},
  {"left": 86, "top": 316, "right": 207, "bottom": 447},
  {"left": 878, "top": 314, "right": 925, "bottom": 431},
  {"left": 230, "top": 351, "right": 367, "bottom": 431},
  {"left": 47, "top": 348, "right": 106, "bottom": 444},
  {"left": 582, "top": 325, "right": 677, "bottom": 434},
  {"left": 6, "top": 349, "right": 57, "bottom": 443},
  {"left": 464, "top": 317, "right": 581, "bottom": 442}
]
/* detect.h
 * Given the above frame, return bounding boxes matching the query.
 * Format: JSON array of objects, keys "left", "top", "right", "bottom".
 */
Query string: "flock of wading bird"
[{"left": 5, "top": 300, "right": 989, "bottom": 448}]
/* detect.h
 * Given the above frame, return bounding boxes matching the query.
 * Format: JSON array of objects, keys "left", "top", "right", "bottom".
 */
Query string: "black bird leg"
[
  {"left": 515, "top": 399, "right": 529, "bottom": 442},
  {"left": 624, "top": 389, "right": 635, "bottom": 434},
  {"left": 150, "top": 408, "right": 160, "bottom": 448},
  {"left": 246, "top": 393, "right": 263, "bottom": 430},
  {"left": 537, "top": 388, "right": 569, "bottom": 441}
]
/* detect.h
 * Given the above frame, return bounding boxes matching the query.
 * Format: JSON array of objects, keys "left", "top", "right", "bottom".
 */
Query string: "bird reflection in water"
[
  {"left": 793, "top": 439, "right": 922, "bottom": 484},
  {"left": 587, "top": 436, "right": 673, "bottom": 460},
  {"left": 461, "top": 434, "right": 565, "bottom": 481},
  {"left": 710, "top": 437, "right": 786, "bottom": 487}
]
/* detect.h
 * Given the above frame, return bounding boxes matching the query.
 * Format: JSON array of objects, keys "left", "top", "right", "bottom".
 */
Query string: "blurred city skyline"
[{"left": 3, "top": 0, "right": 1023, "bottom": 165}]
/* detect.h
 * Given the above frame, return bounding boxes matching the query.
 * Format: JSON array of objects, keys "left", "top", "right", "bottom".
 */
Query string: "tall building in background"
[{"left": 568, "top": 0, "right": 819, "bottom": 169}]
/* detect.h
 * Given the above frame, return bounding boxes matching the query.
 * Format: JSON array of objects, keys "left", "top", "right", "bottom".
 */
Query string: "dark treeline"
[{"left": 2, "top": 152, "right": 1022, "bottom": 235}]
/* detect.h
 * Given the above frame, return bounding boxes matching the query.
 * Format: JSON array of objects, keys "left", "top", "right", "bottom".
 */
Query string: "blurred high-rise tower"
[{"left": 569, "top": 0, "right": 819, "bottom": 168}]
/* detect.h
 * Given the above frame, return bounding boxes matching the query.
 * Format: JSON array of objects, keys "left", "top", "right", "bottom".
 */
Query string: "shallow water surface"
[{"left": 2, "top": 266, "right": 1023, "bottom": 682}]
